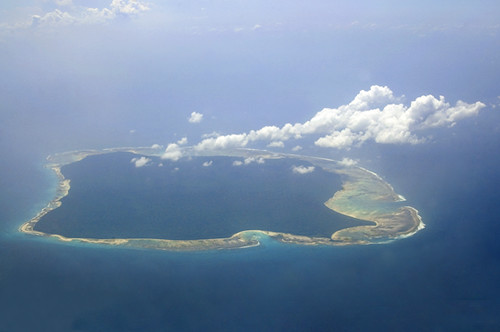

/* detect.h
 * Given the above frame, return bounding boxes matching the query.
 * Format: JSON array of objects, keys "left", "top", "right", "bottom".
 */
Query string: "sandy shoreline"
[{"left": 19, "top": 147, "right": 424, "bottom": 251}]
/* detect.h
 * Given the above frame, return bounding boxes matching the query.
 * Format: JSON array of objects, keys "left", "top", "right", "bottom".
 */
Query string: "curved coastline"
[{"left": 19, "top": 147, "right": 424, "bottom": 250}]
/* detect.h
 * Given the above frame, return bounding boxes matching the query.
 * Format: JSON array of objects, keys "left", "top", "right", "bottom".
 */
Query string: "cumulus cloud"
[
  {"left": 232, "top": 157, "right": 265, "bottom": 166},
  {"left": 29, "top": 0, "right": 149, "bottom": 28},
  {"left": 161, "top": 143, "right": 183, "bottom": 161},
  {"left": 338, "top": 158, "right": 357, "bottom": 167},
  {"left": 151, "top": 143, "right": 162, "bottom": 149},
  {"left": 292, "top": 165, "right": 315, "bottom": 174},
  {"left": 292, "top": 145, "right": 303, "bottom": 151},
  {"left": 202, "top": 131, "right": 221, "bottom": 139},
  {"left": 131, "top": 156, "right": 151, "bottom": 168},
  {"left": 188, "top": 112, "right": 204, "bottom": 123},
  {"left": 202, "top": 160, "right": 213, "bottom": 167},
  {"left": 177, "top": 137, "right": 188, "bottom": 145},
  {"left": 195, "top": 133, "right": 249, "bottom": 151},
  {"left": 110, "top": 0, "right": 149, "bottom": 15},
  {"left": 245, "top": 157, "right": 265, "bottom": 165},
  {"left": 194, "top": 85, "right": 484, "bottom": 151},
  {"left": 315, "top": 128, "right": 357, "bottom": 149},
  {"left": 267, "top": 141, "right": 284, "bottom": 148},
  {"left": 31, "top": 10, "right": 76, "bottom": 27}
]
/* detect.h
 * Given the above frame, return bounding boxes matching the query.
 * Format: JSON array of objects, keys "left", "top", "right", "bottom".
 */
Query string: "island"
[{"left": 19, "top": 147, "right": 424, "bottom": 250}]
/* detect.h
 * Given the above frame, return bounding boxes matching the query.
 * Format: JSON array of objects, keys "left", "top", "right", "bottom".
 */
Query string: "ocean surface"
[{"left": 1, "top": 138, "right": 500, "bottom": 331}]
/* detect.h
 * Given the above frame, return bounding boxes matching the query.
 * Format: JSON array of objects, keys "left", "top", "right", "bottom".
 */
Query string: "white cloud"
[
  {"left": 292, "top": 145, "right": 303, "bottom": 151},
  {"left": 151, "top": 144, "right": 162, "bottom": 149},
  {"left": 267, "top": 141, "right": 284, "bottom": 148},
  {"left": 315, "top": 128, "right": 357, "bottom": 149},
  {"left": 193, "top": 85, "right": 485, "bottom": 151},
  {"left": 245, "top": 157, "right": 265, "bottom": 165},
  {"left": 131, "top": 156, "right": 151, "bottom": 168},
  {"left": 202, "top": 160, "right": 213, "bottom": 167},
  {"left": 292, "top": 165, "right": 315, "bottom": 174},
  {"left": 28, "top": 0, "right": 149, "bottom": 28},
  {"left": 232, "top": 157, "right": 265, "bottom": 166},
  {"left": 177, "top": 137, "right": 188, "bottom": 145},
  {"left": 110, "top": 0, "right": 149, "bottom": 15},
  {"left": 408, "top": 97, "right": 483, "bottom": 129},
  {"left": 248, "top": 125, "right": 297, "bottom": 141},
  {"left": 31, "top": 9, "right": 76, "bottom": 27},
  {"left": 338, "top": 158, "right": 357, "bottom": 167},
  {"left": 202, "top": 131, "right": 221, "bottom": 139},
  {"left": 188, "top": 112, "right": 204, "bottom": 123},
  {"left": 347, "top": 85, "right": 398, "bottom": 111},
  {"left": 195, "top": 133, "right": 249, "bottom": 151},
  {"left": 161, "top": 143, "right": 183, "bottom": 161}
]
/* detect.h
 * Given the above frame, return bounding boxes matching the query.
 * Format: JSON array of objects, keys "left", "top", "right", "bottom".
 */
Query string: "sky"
[{"left": 0, "top": 0, "right": 499, "bottom": 163}]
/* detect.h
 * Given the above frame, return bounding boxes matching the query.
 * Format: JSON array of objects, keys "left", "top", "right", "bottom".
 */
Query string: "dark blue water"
[
  {"left": 1, "top": 136, "right": 500, "bottom": 331},
  {"left": 35, "top": 153, "right": 369, "bottom": 239}
]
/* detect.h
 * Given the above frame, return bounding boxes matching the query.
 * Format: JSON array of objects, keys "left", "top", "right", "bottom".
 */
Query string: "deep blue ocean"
[{"left": 1, "top": 125, "right": 500, "bottom": 331}]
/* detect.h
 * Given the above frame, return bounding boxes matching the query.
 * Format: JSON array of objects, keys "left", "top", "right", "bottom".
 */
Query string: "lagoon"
[{"left": 34, "top": 152, "right": 370, "bottom": 240}]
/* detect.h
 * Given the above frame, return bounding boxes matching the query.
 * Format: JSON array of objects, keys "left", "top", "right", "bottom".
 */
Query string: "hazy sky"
[{"left": 1, "top": 0, "right": 499, "bottom": 161}]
